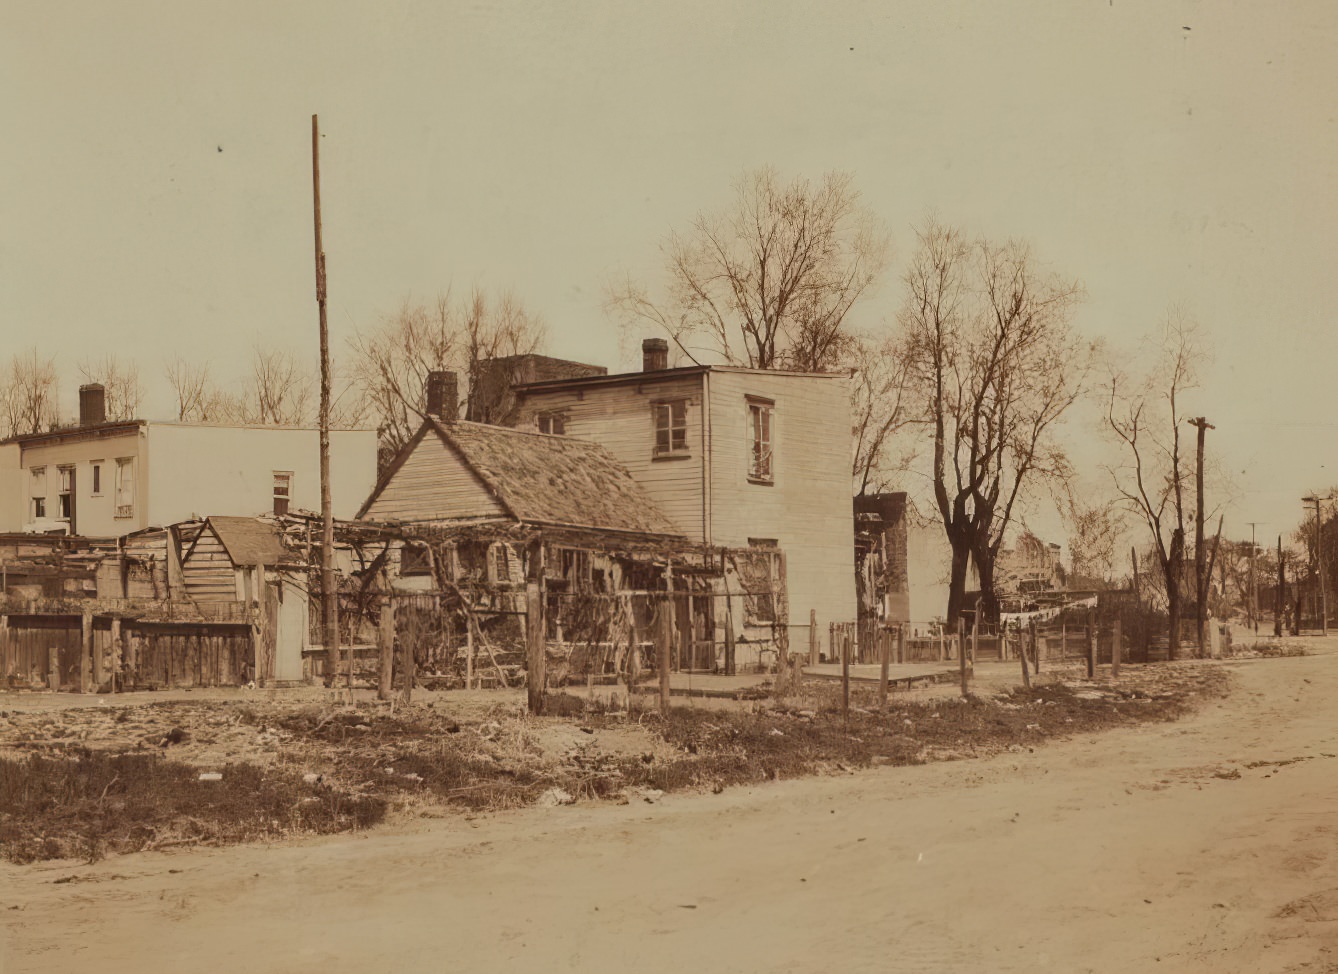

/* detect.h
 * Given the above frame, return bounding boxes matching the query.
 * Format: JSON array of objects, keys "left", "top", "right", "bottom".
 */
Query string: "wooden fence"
[{"left": 1, "top": 606, "right": 255, "bottom": 692}]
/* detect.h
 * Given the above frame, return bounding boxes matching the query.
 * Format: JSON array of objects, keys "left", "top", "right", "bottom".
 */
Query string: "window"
[
  {"left": 748, "top": 397, "right": 774, "bottom": 483},
  {"left": 273, "top": 471, "right": 292, "bottom": 516},
  {"left": 114, "top": 457, "right": 135, "bottom": 518},
  {"left": 30, "top": 466, "right": 46, "bottom": 519},
  {"left": 536, "top": 412, "right": 565, "bottom": 435},
  {"left": 57, "top": 466, "right": 74, "bottom": 520},
  {"left": 91, "top": 462, "right": 103, "bottom": 496},
  {"left": 740, "top": 539, "right": 784, "bottom": 625},
  {"left": 652, "top": 400, "right": 689, "bottom": 457},
  {"left": 399, "top": 542, "right": 432, "bottom": 577}
]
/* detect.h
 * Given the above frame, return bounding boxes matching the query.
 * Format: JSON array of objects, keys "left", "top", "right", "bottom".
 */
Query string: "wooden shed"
[{"left": 179, "top": 516, "right": 308, "bottom": 684}]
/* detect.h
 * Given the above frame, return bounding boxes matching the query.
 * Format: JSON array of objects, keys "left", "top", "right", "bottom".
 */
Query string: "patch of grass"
[{"left": 0, "top": 749, "right": 386, "bottom": 864}]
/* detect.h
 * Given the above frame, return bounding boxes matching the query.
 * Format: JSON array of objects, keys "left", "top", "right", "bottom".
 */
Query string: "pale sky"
[{"left": 2, "top": 1, "right": 1336, "bottom": 546}]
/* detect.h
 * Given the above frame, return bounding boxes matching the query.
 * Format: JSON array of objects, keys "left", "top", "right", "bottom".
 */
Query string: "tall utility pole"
[
  {"left": 312, "top": 114, "right": 339, "bottom": 687},
  {"left": 1302, "top": 495, "right": 1328, "bottom": 636},
  {"left": 1275, "top": 535, "right": 1285, "bottom": 638},
  {"left": 1246, "top": 521, "right": 1259, "bottom": 635},
  {"left": 1188, "top": 417, "right": 1214, "bottom": 656}
]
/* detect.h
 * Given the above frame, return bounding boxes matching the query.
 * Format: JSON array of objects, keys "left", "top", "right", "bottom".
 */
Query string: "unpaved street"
[{"left": 4, "top": 649, "right": 1337, "bottom": 974}]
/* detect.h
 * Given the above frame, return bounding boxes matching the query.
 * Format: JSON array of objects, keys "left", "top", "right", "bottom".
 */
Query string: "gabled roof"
[
  {"left": 200, "top": 516, "right": 295, "bottom": 567},
  {"left": 361, "top": 419, "right": 684, "bottom": 539}
]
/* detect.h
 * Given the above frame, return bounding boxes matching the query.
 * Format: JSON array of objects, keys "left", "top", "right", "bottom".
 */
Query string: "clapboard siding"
[
  {"left": 364, "top": 433, "right": 508, "bottom": 523},
  {"left": 707, "top": 370, "right": 856, "bottom": 637},
  {"left": 516, "top": 375, "right": 707, "bottom": 542},
  {"left": 182, "top": 528, "right": 240, "bottom": 603}
]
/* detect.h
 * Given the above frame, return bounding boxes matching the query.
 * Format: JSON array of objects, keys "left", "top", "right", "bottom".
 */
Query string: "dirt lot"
[{"left": 2, "top": 644, "right": 1337, "bottom": 972}]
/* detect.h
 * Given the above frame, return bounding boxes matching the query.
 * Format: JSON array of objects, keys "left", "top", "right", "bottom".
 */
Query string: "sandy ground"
[{"left": 3, "top": 645, "right": 1337, "bottom": 974}]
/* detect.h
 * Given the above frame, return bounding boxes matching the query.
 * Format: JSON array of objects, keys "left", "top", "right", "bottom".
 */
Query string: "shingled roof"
[
  {"left": 428, "top": 419, "right": 683, "bottom": 538},
  {"left": 206, "top": 516, "right": 295, "bottom": 567}
]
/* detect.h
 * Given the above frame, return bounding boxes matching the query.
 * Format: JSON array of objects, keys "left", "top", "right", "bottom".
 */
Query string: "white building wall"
[
  {"left": 10, "top": 428, "right": 146, "bottom": 536},
  {"left": 705, "top": 369, "right": 856, "bottom": 649},
  {"left": 144, "top": 423, "right": 378, "bottom": 526},
  {"left": 0, "top": 443, "right": 27, "bottom": 533}
]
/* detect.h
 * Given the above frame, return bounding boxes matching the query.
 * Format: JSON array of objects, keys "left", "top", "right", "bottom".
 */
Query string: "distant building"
[
  {"left": 0, "top": 384, "right": 378, "bottom": 537},
  {"left": 466, "top": 354, "right": 608, "bottom": 427}
]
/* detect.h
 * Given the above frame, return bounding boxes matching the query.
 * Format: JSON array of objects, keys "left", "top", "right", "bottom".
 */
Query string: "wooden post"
[
  {"left": 48, "top": 646, "right": 59, "bottom": 692},
  {"left": 1030, "top": 618, "right": 1040, "bottom": 674},
  {"left": 121, "top": 622, "right": 133, "bottom": 688},
  {"left": 841, "top": 621, "right": 850, "bottom": 721},
  {"left": 377, "top": 597, "right": 394, "bottom": 701},
  {"left": 80, "top": 609, "right": 93, "bottom": 693},
  {"left": 657, "top": 596, "right": 672, "bottom": 714},
  {"left": 878, "top": 622, "right": 891, "bottom": 711},
  {"left": 1060, "top": 622, "right": 1066, "bottom": 661},
  {"left": 312, "top": 113, "right": 340, "bottom": 691},
  {"left": 724, "top": 619, "right": 736, "bottom": 678},
  {"left": 465, "top": 613, "right": 475, "bottom": 691},
  {"left": 1017, "top": 621, "right": 1031, "bottom": 689},
  {"left": 0, "top": 613, "right": 8, "bottom": 684},
  {"left": 526, "top": 580, "right": 545, "bottom": 715},
  {"left": 1111, "top": 617, "right": 1122, "bottom": 678},
  {"left": 1086, "top": 613, "right": 1096, "bottom": 679},
  {"left": 809, "top": 608, "right": 818, "bottom": 666},
  {"left": 109, "top": 617, "right": 121, "bottom": 693},
  {"left": 958, "top": 617, "right": 970, "bottom": 698}
]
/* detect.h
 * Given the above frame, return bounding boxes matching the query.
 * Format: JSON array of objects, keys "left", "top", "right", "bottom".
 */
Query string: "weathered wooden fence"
[{"left": 1, "top": 607, "right": 255, "bottom": 692}]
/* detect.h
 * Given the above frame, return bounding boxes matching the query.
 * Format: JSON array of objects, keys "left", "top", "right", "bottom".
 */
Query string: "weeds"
[{"left": 0, "top": 749, "right": 386, "bottom": 864}]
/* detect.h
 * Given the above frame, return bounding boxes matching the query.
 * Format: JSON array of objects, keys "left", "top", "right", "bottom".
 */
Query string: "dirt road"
[{"left": 4, "top": 649, "right": 1337, "bottom": 974}]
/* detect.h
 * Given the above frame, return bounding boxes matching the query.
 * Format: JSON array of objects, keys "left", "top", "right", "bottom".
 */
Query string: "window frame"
[
  {"left": 536, "top": 412, "right": 566, "bottom": 436},
  {"left": 30, "top": 466, "right": 47, "bottom": 520},
  {"left": 90, "top": 461, "right": 103, "bottom": 497},
  {"left": 57, "top": 465, "right": 74, "bottom": 521},
  {"left": 747, "top": 396, "right": 775, "bottom": 484},
  {"left": 651, "top": 399, "right": 690, "bottom": 459},
  {"left": 272, "top": 470, "right": 293, "bottom": 516},
  {"left": 114, "top": 457, "right": 136, "bottom": 519}
]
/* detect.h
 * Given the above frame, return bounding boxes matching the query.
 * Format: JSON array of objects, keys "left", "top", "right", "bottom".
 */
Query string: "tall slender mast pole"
[
  {"left": 312, "top": 114, "right": 339, "bottom": 687},
  {"left": 1241, "top": 521, "right": 1252, "bottom": 634}
]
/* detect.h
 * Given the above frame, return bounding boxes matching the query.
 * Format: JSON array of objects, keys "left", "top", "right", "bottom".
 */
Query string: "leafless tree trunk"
[
  {"left": 347, "top": 287, "right": 545, "bottom": 460},
  {"left": 607, "top": 166, "right": 888, "bottom": 372},
  {"left": 901, "top": 219, "right": 1087, "bottom": 626},
  {"left": 1, "top": 349, "right": 61, "bottom": 436},
  {"left": 1106, "top": 312, "right": 1202, "bottom": 660}
]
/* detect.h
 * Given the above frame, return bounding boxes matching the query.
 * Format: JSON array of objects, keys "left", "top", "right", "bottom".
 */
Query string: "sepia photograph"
[{"left": 1, "top": 2, "right": 1336, "bottom": 971}]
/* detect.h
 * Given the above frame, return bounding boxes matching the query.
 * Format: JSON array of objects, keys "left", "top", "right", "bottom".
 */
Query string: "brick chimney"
[
  {"left": 79, "top": 383, "right": 106, "bottom": 426},
  {"left": 425, "top": 371, "right": 458, "bottom": 422},
  {"left": 642, "top": 338, "right": 669, "bottom": 372}
]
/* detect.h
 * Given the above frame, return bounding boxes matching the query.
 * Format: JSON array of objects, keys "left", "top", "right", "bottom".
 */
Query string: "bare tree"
[
  {"left": 247, "top": 345, "right": 313, "bottom": 425},
  {"left": 77, "top": 354, "right": 142, "bottom": 420},
  {"left": 608, "top": 167, "right": 888, "bottom": 371},
  {"left": 0, "top": 349, "right": 61, "bottom": 437},
  {"left": 1105, "top": 312, "right": 1201, "bottom": 660},
  {"left": 1064, "top": 497, "right": 1125, "bottom": 585},
  {"left": 849, "top": 330, "right": 919, "bottom": 495},
  {"left": 901, "top": 219, "right": 1088, "bottom": 626},
  {"left": 348, "top": 288, "right": 545, "bottom": 457}
]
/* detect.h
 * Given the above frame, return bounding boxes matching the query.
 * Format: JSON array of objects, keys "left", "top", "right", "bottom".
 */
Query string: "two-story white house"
[
  {"left": 511, "top": 339, "right": 856, "bottom": 655},
  {"left": 0, "top": 384, "right": 378, "bottom": 538}
]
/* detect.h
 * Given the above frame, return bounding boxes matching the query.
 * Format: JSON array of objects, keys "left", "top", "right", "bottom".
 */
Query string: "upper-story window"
[
  {"left": 57, "top": 466, "right": 74, "bottom": 520},
  {"left": 114, "top": 457, "right": 135, "bottom": 518},
  {"left": 30, "top": 466, "right": 46, "bottom": 519},
  {"left": 652, "top": 399, "right": 689, "bottom": 457},
  {"left": 536, "top": 412, "right": 566, "bottom": 435},
  {"left": 747, "top": 397, "right": 774, "bottom": 483},
  {"left": 273, "top": 471, "right": 292, "bottom": 516}
]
